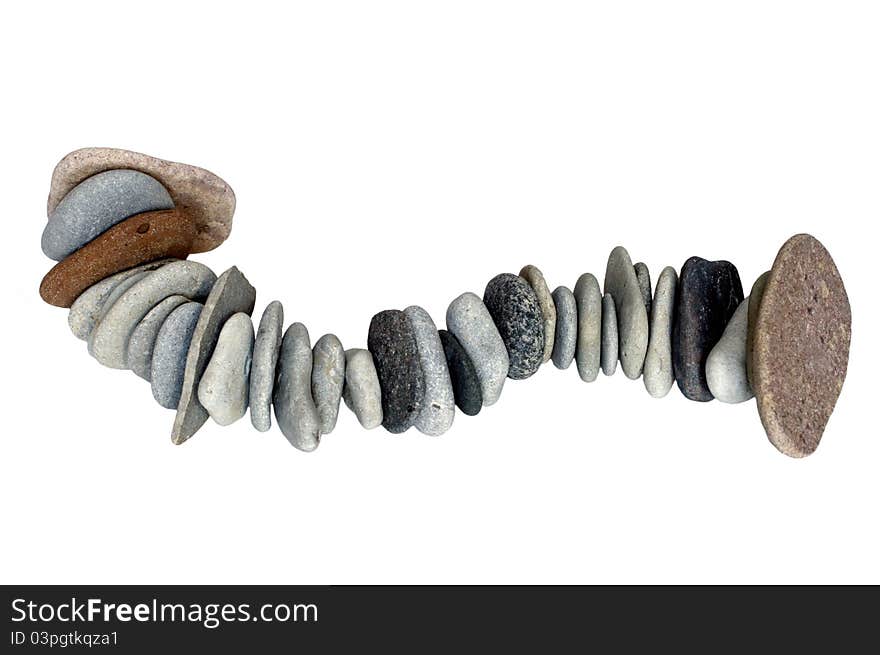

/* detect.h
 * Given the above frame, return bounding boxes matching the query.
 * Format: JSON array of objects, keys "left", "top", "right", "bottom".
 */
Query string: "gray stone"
[
  {"left": 274, "top": 322, "right": 321, "bottom": 451},
  {"left": 89, "top": 260, "right": 217, "bottom": 369},
  {"left": 198, "top": 313, "right": 255, "bottom": 425},
  {"left": 171, "top": 267, "right": 256, "bottom": 445},
  {"left": 519, "top": 265, "right": 556, "bottom": 363},
  {"left": 438, "top": 329, "right": 482, "bottom": 416},
  {"left": 311, "top": 333, "right": 346, "bottom": 435},
  {"left": 368, "top": 310, "right": 425, "bottom": 433},
  {"left": 249, "top": 301, "right": 284, "bottom": 432},
  {"left": 483, "top": 274, "right": 544, "bottom": 380},
  {"left": 574, "top": 273, "right": 602, "bottom": 383},
  {"left": 643, "top": 266, "right": 678, "bottom": 398},
  {"left": 445, "top": 292, "right": 509, "bottom": 406},
  {"left": 86, "top": 272, "right": 151, "bottom": 357},
  {"left": 604, "top": 246, "right": 649, "bottom": 379},
  {"left": 405, "top": 305, "right": 455, "bottom": 436},
  {"left": 634, "top": 262, "right": 652, "bottom": 318},
  {"left": 746, "top": 271, "right": 770, "bottom": 390},
  {"left": 42, "top": 169, "right": 174, "bottom": 261},
  {"left": 151, "top": 302, "right": 203, "bottom": 409},
  {"left": 706, "top": 297, "right": 753, "bottom": 404},
  {"left": 551, "top": 286, "right": 576, "bottom": 370},
  {"left": 127, "top": 295, "right": 189, "bottom": 381},
  {"left": 342, "top": 348, "right": 383, "bottom": 429},
  {"left": 601, "top": 293, "right": 618, "bottom": 376}
]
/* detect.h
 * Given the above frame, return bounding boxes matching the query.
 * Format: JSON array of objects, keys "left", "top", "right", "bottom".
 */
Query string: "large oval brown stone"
[
  {"left": 39, "top": 209, "right": 196, "bottom": 307},
  {"left": 752, "top": 234, "right": 851, "bottom": 457}
]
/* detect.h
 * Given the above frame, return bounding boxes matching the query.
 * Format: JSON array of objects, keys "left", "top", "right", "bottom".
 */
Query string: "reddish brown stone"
[
  {"left": 752, "top": 234, "right": 851, "bottom": 458},
  {"left": 39, "top": 209, "right": 195, "bottom": 308}
]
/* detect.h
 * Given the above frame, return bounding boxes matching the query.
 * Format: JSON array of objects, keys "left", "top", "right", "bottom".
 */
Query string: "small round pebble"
[
  {"left": 311, "top": 333, "right": 346, "bottom": 435},
  {"left": 438, "top": 330, "right": 482, "bottom": 416},
  {"left": 198, "top": 312, "right": 255, "bottom": 426},
  {"left": 574, "top": 273, "right": 602, "bottom": 383},
  {"left": 519, "top": 265, "right": 556, "bottom": 363},
  {"left": 249, "top": 301, "right": 284, "bottom": 432},
  {"left": 274, "top": 322, "right": 321, "bottom": 451},
  {"left": 600, "top": 293, "right": 618, "bottom": 376},
  {"left": 483, "top": 273, "right": 544, "bottom": 380},
  {"left": 151, "top": 302, "right": 203, "bottom": 409},
  {"left": 550, "top": 286, "right": 576, "bottom": 370},
  {"left": 127, "top": 295, "right": 189, "bottom": 381},
  {"left": 405, "top": 306, "right": 455, "bottom": 436},
  {"left": 643, "top": 266, "right": 678, "bottom": 397},
  {"left": 342, "top": 348, "right": 384, "bottom": 429},
  {"left": 706, "top": 296, "right": 753, "bottom": 404}
]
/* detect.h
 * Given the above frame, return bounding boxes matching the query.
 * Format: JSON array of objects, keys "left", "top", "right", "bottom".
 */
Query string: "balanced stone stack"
[{"left": 39, "top": 148, "right": 852, "bottom": 458}]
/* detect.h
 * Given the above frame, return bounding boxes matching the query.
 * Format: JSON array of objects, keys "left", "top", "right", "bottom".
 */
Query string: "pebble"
[
  {"left": 550, "top": 286, "right": 576, "bottom": 370},
  {"left": 634, "top": 262, "right": 652, "bottom": 318},
  {"left": 603, "top": 247, "right": 649, "bottom": 379},
  {"left": 311, "top": 333, "right": 346, "bottom": 435},
  {"left": 746, "top": 270, "right": 770, "bottom": 389},
  {"left": 519, "top": 265, "right": 556, "bottom": 363},
  {"left": 600, "top": 293, "right": 618, "bottom": 376},
  {"left": 574, "top": 273, "right": 602, "bottom": 382},
  {"left": 438, "top": 330, "right": 482, "bottom": 416},
  {"left": 89, "top": 260, "right": 217, "bottom": 369},
  {"left": 752, "top": 234, "right": 851, "bottom": 458},
  {"left": 249, "top": 301, "right": 284, "bottom": 432},
  {"left": 172, "top": 266, "right": 256, "bottom": 445},
  {"left": 445, "top": 292, "right": 509, "bottom": 405},
  {"left": 274, "top": 322, "right": 321, "bottom": 451},
  {"left": 483, "top": 273, "right": 544, "bottom": 380},
  {"left": 405, "top": 305, "right": 455, "bottom": 436},
  {"left": 342, "top": 349, "right": 383, "bottom": 429},
  {"left": 642, "top": 266, "right": 678, "bottom": 398},
  {"left": 127, "top": 295, "right": 189, "bottom": 381},
  {"left": 706, "top": 296, "right": 753, "bottom": 403},
  {"left": 40, "top": 209, "right": 196, "bottom": 307},
  {"left": 367, "top": 309, "right": 425, "bottom": 433},
  {"left": 42, "top": 169, "right": 174, "bottom": 261},
  {"left": 198, "top": 313, "right": 255, "bottom": 426},
  {"left": 672, "top": 257, "right": 744, "bottom": 401},
  {"left": 48, "top": 148, "right": 236, "bottom": 254},
  {"left": 86, "top": 272, "right": 152, "bottom": 356},
  {"left": 151, "top": 302, "right": 203, "bottom": 409}
]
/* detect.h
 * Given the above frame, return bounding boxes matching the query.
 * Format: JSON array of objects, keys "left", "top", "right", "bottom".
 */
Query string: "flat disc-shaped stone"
[
  {"left": 198, "top": 312, "right": 255, "bottom": 426},
  {"left": 603, "top": 247, "right": 649, "bottom": 379},
  {"left": 746, "top": 270, "right": 770, "bottom": 389},
  {"left": 127, "top": 295, "right": 189, "bottom": 381},
  {"left": 446, "top": 292, "right": 508, "bottom": 406},
  {"left": 753, "top": 234, "right": 851, "bottom": 458},
  {"left": 574, "top": 273, "right": 602, "bottom": 382},
  {"left": 643, "top": 266, "right": 678, "bottom": 397},
  {"left": 600, "top": 293, "right": 618, "bottom": 376},
  {"left": 311, "top": 333, "right": 346, "bottom": 435},
  {"left": 249, "top": 300, "right": 284, "bottom": 432},
  {"left": 151, "top": 302, "right": 203, "bottom": 409},
  {"left": 274, "top": 322, "right": 321, "bottom": 451},
  {"left": 405, "top": 306, "right": 455, "bottom": 436},
  {"left": 519, "top": 265, "right": 556, "bottom": 363},
  {"left": 342, "top": 348, "right": 383, "bottom": 429},
  {"left": 550, "top": 286, "right": 576, "bottom": 370},
  {"left": 483, "top": 273, "right": 544, "bottom": 380},
  {"left": 438, "top": 329, "right": 482, "bottom": 416}
]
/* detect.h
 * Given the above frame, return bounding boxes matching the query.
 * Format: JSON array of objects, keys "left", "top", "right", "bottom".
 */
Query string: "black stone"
[
  {"left": 672, "top": 257, "right": 744, "bottom": 401},
  {"left": 483, "top": 273, "right": 544, "bottom": 380},
  {"left": 438, "top": 329, "right": 483, "bottom": 416},
  {"left": 367, "top": 309, "right": 425, "bottom": 433}
]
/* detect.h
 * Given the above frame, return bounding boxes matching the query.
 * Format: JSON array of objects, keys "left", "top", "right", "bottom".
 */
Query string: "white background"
[{"left": 1, "top": 1, "right": 877, "bottom": 584}]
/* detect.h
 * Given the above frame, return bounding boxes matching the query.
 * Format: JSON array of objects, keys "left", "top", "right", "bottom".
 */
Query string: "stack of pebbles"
[{"left": 39, "top": 149, "right": 851, "bottom": 457}]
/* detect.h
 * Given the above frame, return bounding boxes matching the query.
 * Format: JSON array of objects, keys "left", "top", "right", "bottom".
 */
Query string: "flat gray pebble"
[
  {"left": 643, "top": 266, "right": 678, "bottom": 398},
  {"left": 311, "top": 333, "right": 346, "bottom": 435},
  {"left": 406, "top": 305, "right": 455, "bottom": 436},
  {"left": 249, "top": 301, "right": 284, "bottom": 432},
  {"left": 519, "top": 265, "right": 556, "bottom": 363},
  {"left": 574, "top": 273, "right": 602, "bottom": 382},
  {"left": 86, "top": 272, "right": 151, "bottom": 357},
  {"left": 706, "top": 296, "right": 753, "bottom": 403},
  {"left": 151, "top": 302, "right": 203, "bottom": 409},
  {"left": 342, "top": 348, "right": 383, "bottom": 429},
  {"left": 550, "top": 286, "right": 576, "bottom": 370},
  {"left": 604, "top": 246, "right": 649, "bottom": 379},
  {"left": 274, "top": 322, "right": 321, "bottom": 451},
  {"left": 127, "top": 295, "right": 189, "bottom": 381},
  {"left": 601, "top": 293, "right": 618, "bottom": 376},
  {"left": 198, "top": 312, "right": 255, "bottom": 425},
  {"left": 634, "top": 262, "right": 652, "bottom": 318}
]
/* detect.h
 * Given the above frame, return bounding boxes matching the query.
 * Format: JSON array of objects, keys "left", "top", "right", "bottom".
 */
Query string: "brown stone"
[
  {"left": 47, "top": 148, "right": 235, "bottom": 254},
  {"left": 39, "top": 209, "right": 196, "bottom": 308},
  {"left": 752, "top": 234, "right": 851, "bottom": 458}
]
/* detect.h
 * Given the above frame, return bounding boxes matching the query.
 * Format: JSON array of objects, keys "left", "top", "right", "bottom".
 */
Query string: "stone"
[
  {"left": 601, "top": 293, "right": 618, "bottom": 376},
  {"left": 273, "top": 322, "right": 321, "bottom": 451},
  {"left": 445, "top": 292, "right": 509, "bottom": 406},
  {"left": 249, "top": 301, "right": 284, "bottom": 432},
  {"left": 171, "top": 267, "right": 256, "bottom": 444},
  {"left": 42, "top": 169, "right": 174, "bottom": 261},
  {"left": 67, "top": 260, "right": 173, "bottom": 341},
  {"left": 746, "top": 270, "right": 770, "bottom": 389},
  {"left": 752, "top": 234, "right": 851, "bottom": 458},
  {"left": 405, "top": 306, "right": 455, "bottom": 436},
  {"left": 634, "top": 262, "right": 652, "bottom": 318},
  {"left": 311, "top": 333, "right": 346, "bottom": 435},
  {"left": 127, "top": 295, "right": 189, "bottom": 381},
  {"left": 643, "top": 266, "right": 678, "bottom": 398},
  {"left": 89, "top": 260, "right": 217, "bottom": 369},
  {"left": 151, "top": 302, "right": 203, "bottom": 409},
  {"left": 40, "top": 209, "right": 196, "bottom": 307},
  {"left": 198, "top": 313, "right": 255, "bottom": 426},
  {"left": 574, "top": 273, "right": 602, "bottom": 382},
  {"left": 706, "top": 297, "right": 753, "bottom": 404},
  {"left": 604, "top": 247, "right": 649, "bottom": 379},
  {"left": 483, "top": 273, "right": 544, "bottom": 380},
  {"left": 438, "top": 329, "right": 482, "bottom": 416},
  {"left": 367, "top": 309, "right": 425, "bottom": 433},
  {"left": 86, "top": 272, "right": 151, "bottom": 357},
  {"left": 550, "top": 286, "right": 576, "bottom": 370},
  {"left": 48, "top": 148, "right": 236, "bottom": 254},
  {"left": 672, "top": 257, "right": 743, "bottom": 401},
  {"left": 342, "top": 349, "right": 384, "bottom": 429},
  {"left": 519, "top": 265, "right": 556, "bottom": 363}
]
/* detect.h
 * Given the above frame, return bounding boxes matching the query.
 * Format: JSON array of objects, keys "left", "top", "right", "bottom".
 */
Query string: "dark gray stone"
[
  {"left": 438, "top": 329, "right": 482, "bottom": 416},
  {"left": 634, "top": 262, "right": 652, "bottom": 318},
  {"left": 483, "top": 273, "right": 544, "bottom": 380}
]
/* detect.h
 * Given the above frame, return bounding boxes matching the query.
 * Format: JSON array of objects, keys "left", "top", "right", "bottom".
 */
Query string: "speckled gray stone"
[
  {"left": 601, "top": 293, "right": 618, "bottom": 376},
  {"left": 643, "top": 266, "right": 678, "bottom": 398},
  {"left": 42, "top": 169, "right": 174, "bottom": 261},
  {"left": 574, "top": 273, "right": 602, "bottom": 383},
  {"left": 445, "top": 292, "right": 509, "bottom": 406},
  {"left": 438, "top": 329, "right": 482, "bottom": 416},
  {"left": 368, "top": 310, "right": 425, "bottom": 433},
  {"left": 342, "top": 348, "right": 384, "bottom": 429},
  {"left": 172, "top": 266, "right": 256, "bottom": 445},
  {"left": 249, "top": 301, "right": 284, "bottom": 432},
  {"left": 483, "top": 273, "right": 544, "bottom": 380},
  {"left": 405, "top": 305, "right": 455, "bottom": 436},
  {"left": 519, "top": 265, "right": 556, "bottom": 363},
  {"left": 634, "top": 262, "right": 652, "bottom": 318},
  {"left": 706, "top": 297, "right": 753, "bottom": 404},
  {"left": 127, "top": 295, "right": 189, "bottom": 381},
  {"left": 311, "top": 333, "right": 345, "bottom": 435},
  {"left": 151, "top": 302, "right": 203, "bottom": 409},
  {"left": 551, "top": 286, "right": 576, "bottom": 370},
  {"left": 198, "top": 313, "right": 255, "bottom": 425},
  {"left": 86, "top": 272, "right": 151, "bottom": 356},
  {"left": 604, "top": 247, "right": 649, "bottom": 379},
  {"left": 274, "top": 322, "right": 321, "bottom": 451}
]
